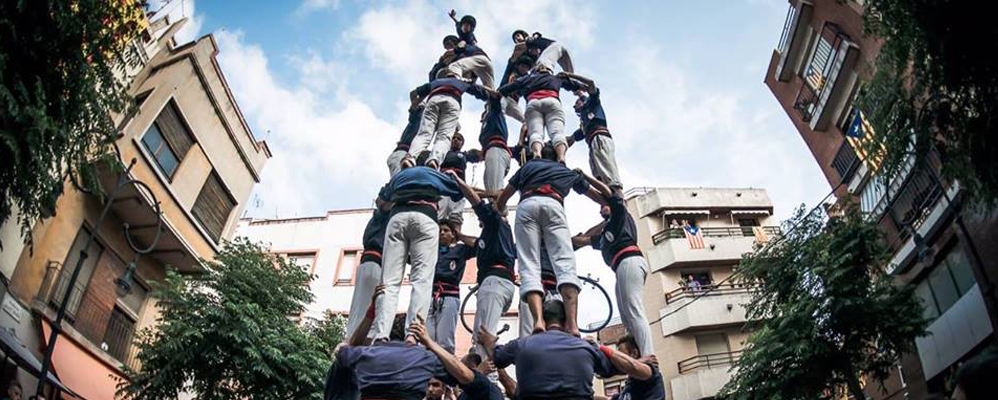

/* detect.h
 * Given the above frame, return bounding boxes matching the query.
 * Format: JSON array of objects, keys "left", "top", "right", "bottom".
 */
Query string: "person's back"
[{"left": 337, "top": 342, "right": 450, "bottom": 400}]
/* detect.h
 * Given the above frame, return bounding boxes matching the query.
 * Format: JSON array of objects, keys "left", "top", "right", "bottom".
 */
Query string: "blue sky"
[{"left": 155, "top": 0, "right": 830, "bottom": 223}]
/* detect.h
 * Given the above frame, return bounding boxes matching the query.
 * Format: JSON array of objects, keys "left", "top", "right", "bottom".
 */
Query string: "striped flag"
[{"left": 684, "top": 225, "right": 705, "bottom": 249}]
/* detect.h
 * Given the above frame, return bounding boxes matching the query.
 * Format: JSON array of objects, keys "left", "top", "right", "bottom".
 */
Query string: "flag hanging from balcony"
[{"left": 684, "top": 225, "right": 705, "bottom": 249}]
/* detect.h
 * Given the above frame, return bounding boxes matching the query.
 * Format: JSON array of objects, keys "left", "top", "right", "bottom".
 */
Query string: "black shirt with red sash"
[
  {"left": 497, "top": 71, "right": 582, "bottom": 100},
  {"left": 413, "top": 78, "right": 490, "bottom": 106},
  {"left": 440, "top": 150, "right": 469, "bottom": 181},
  {"left": 591, "top": 195, "right": 642, "bottom": 271},
  {"left": 378, "top": 167, "right": 463, "bottom": 223},
  {"left": 433, "top": 243, "right": 476, "bottom": 298},
  {"left": 477, "top": 96, "right": 510, "bottom": 155},
  {"left": 508, "top": 159, "right": 590, "bottom": 204},
  {"left": 571, "top": 88, "right": 612, "bottom": 146},
  {"left": 361, "top": 208, "right": 390, "bottom": 265},
  {"left": 472, "top": 201, "right": 516, "bottom": 284}
]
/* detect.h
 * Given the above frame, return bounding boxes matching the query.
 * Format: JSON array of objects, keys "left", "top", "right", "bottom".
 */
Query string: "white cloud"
[
  {"left": 296, "top": 0, "right": 341, "bottom": 15},
  {"left": 215, "top": 30, "right": 400, "bottom": 218}
]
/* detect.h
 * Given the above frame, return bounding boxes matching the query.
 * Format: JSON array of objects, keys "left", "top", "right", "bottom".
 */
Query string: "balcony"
[
  {"left": 648, "top": 226, "right": 780, "bottom": 271},
  {"left": 659, "top": 283, "right": 753, "bottom": 336},
  {"left": 793, "top": 23, "right": 860, "bottom": 131},
  {"left": 775, "top": 1, "right": 814, "bottom": 82},
  {"left": 671, "top": 351, "right": 742, "bottom": 400},
  {"left": 36, "top": 263, "right": 141, "bottom": 371},
  {"left": 915, "top": 284, "right": 993, "bottom": 379},
  {"left": 831, "top": 139, "right": 860, "bottom": 182}
]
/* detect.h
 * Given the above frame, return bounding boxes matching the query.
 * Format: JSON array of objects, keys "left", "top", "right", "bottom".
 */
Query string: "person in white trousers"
[
  {"left": 345, "top": 206, "right": 391, "bottom": 340},
  {"left": 572, "top": 172, "right": 656, "bottom": 357},
  {"left": 498, "top": 63, "right": 588, "bottom": 164},
  {"left": 446, "top": 10, "right": 495, "bottom": 89},
  {"left": 371, "top": 164, "right": 463, "bottom": 344},
  {"left": 407, "top": 72, "right": 492, "bottom": 169}
]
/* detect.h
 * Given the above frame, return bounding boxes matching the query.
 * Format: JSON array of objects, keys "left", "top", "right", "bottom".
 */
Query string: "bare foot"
[
  {"left": 404, "top": 334, "right": 418, "bottom": 345},
  {"left": 565, "top": 323, "right": 580, "bottom": 337},
  {"left": 532, "top": 322, "right": 546, "bottom": 334}
]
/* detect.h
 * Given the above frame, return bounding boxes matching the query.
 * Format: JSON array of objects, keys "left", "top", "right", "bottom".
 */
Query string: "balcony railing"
[
  {"left": 777, "top": 2, "right": 800, "bottom": 54},
  {"left": 41, "top": 265, "right": 141, "bottom": 371},
  {"left": 665, "top": 282, "right": 753, "bottom": 305},
  {"left": 678, "top": 350, "right": 744, "bottom": 374},
  {"left": 831, "top": 140, "right": 860, "bottom": 181},
  {"left": 794, "top": 23, "right": 849, "bottom": 123},
  {"left": 652, "top": 226, "right": 781, "bottom": 245}
]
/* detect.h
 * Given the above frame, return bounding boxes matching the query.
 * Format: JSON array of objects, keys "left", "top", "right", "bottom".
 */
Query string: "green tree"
[
  {"left": 719, "top": 204, "right": 929, "bottom": 400},
  {"left": 119, "top": 238, "right": 332, "bottom": 400},
  {"left": 306, "top": 310, "right": 348, "bottom": 355},
  {"left": 0, "top": 0, "right": 145, "bottom": 249},
  {"left": 858, "top": 0, "right": 998, "bottom": 209}
]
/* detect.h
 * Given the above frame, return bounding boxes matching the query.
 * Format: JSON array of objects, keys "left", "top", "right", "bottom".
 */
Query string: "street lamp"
[{"left": 34, "top": 158, "right": 163, "bottom": 398}]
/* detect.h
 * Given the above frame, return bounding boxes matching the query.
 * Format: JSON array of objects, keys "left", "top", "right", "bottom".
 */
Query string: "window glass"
[
  {"left": 142, "top": 123, "right": 179, "bottom": 177},
  {"left": 945, "top": 247, "right": 976, "bottom": 296},
  {"left": 695, "top": 333, "right": 729, "bottom": 355},
  {"left": 914, "top": 281, "right": 939, "bottom": 321},
  {"left": 337, "top": 251, "right": 356, "bottom": 283},
  {"left": 927, "top": 264, "right": 960, "bottom": 315}
]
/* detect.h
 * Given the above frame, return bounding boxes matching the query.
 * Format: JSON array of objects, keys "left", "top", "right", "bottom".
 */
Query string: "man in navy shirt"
[
  {"left": 438, "top": 132, "right": 472, "bottom": 229},
  {"left": 372, "top": 162, "right": 464, "bottom": 343},
  {"left": 346, "top": 205, "right": 391, "bottom": 340},
  {"left": 480, "top": 299, "right": 648, "bottom": 400},
  {"left": 572, "top": 173, "right": 655, "bottom": 356},
  {"left": 498, "top": 63, "right": 588, "bottom": 164},
  {"left": 427, "top": 222, "right": 476, "bottom": 354},
  {"left": 605, "top": 335, "right": 665, "bottom": 400},
  {"left": 495, "top": 145, "right": 606, "bottom": 335},
  {"left": 445, "top": 170, "right": 518, "bottom": 358},
  {"left": 388, "top": 104, "right": 426, "bottom": 177},
  {"left": 410, "top": 319, "right": 504, "bottom": 400},
  {"left": 408, "top": 72, "right": 493, "bottom": 169},
  {"left": 563, "top": 73, "right": 623, "bottom": 194},
  {"left": 465, "top": 95, "right": 513, "bottom": 193},
  {"left": 428, "top": 35, "right": 459, "bottom": 84},
  {"left": 526, "top": 32, "right": 573, "bottom": 73},
  {"left": 446, "top": 10, "right": 495, "bottom": 89}
]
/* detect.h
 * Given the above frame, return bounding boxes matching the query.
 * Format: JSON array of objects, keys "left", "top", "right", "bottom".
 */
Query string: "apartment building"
[
  {"left": 0, "top": 14, "right": 270, "bottom": 399},
  {"left": 764, "top": 1, "right": 998, "bottom": 398},
  {"left": 595, "top": 187, "right": 778, "bottom": 400},
  {"left": 235, "top": 207, "right": 523, "bottom": 358}
]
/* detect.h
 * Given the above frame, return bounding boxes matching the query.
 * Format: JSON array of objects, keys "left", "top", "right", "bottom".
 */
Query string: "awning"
[
  {"left": 730, "top": 209, "right": 772, "bottom": 216},
  {"left": 661, "top": 209, "right": 711, "bottom": 216},
  {"left": 41, "top": 320, "right": 125, "bottom": 400},
  {"left": 0, "top": 326, "right": 79, "bottom": 397}
]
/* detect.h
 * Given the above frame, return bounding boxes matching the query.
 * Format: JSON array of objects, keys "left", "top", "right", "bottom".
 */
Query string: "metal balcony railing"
[
  {"left": 831, "top": 140, "right": 860, "bottom": 181},
  {"left": 652, "top": 226, "right": 781, "bottom": 245},
  {"left": 678, "top": 350, "right": 744, "bottom": 374},
  {"left": 664, "top": 282, "right": 754, "bottom": 305},
  {"left": 794, "top": 23, "right": 849, "bottom": 123},
  {"left": 42, "top": 265, "right": 141, "bottom": 371},
  {"left": 777, "top": 2, "right": 800, "bottom": 53}
]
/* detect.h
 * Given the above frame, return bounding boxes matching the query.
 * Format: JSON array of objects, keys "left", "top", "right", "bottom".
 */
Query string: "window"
[
  {"left": 336, "top": 250, "right": 359, "bottom": 285},
  {"left": 52, "top": 227, "right": 104, "bottom": 316},
  {"left": 141, "top": 123, "right": 180, "bottom": 178},
  {"left": 141, "top": 100, "right": 194, "bottom": 179},
  {"left": 191, "top": 171, "right": 237, "bottom": 243},
  {"left": 738, "top": 218, "right": 759, "bottom": 237},
  {"left": 288, "top": 253, "right": 316, "bottom": 270},
  {"left": 681, "top": 271, "right": 713, "bottom": 289},
  {"left": 915, "top": 246, "right": 978, "bottom": 321},
  {"left": 102, "top": 306, "right": 137, "bottom": 364},
  {"left": 695, "top": 333, "right": 730, "bottom": 356}
]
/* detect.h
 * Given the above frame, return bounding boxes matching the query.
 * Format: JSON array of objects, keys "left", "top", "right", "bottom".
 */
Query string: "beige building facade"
[
  {"left": 0, "top": 15, "right": 269, "bottom": 400},
  {"left": 596, "top": 187, "right": 778, "bottom": 400}
]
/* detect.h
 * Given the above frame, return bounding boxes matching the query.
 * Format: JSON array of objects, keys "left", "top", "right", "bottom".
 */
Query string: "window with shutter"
[
  {"left": 155, "top": 100, "right": 194, "bottom": 158},
  {"left": 192, "top": 172, "right": 236, "bottom": 243}
]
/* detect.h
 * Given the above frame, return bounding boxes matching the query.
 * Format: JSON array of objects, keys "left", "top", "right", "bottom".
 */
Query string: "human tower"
[{"left": 328, "top": 10, "right": 665, "bottom": 400}]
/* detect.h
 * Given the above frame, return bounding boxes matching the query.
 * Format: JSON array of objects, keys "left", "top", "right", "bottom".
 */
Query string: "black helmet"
[
  {"left": 460, "top": 15, "right": 476, "bottom": 28},
  {"left": 512, "top": 29, "right": 528, "bottom": 41},
  {"left": 442, "top": 35, "right": 459, "bottom": 47}
]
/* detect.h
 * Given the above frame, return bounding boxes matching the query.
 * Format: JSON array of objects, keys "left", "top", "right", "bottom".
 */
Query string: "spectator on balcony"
[
  {"left": 686, "top": 275, "right": 701, "bottom": 292},
  {"left": 3, "top": 380, "right": 22, "bottom": 400}
]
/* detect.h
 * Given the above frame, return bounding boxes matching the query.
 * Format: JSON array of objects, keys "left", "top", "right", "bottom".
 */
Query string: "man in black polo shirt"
[
  {"left": 467, "top": 95, "right": 512, "bottom": 194},
  {"left": 388, "top": 104, "right": 425, "bottom": 177},
  {"left": 562, "top": 72, "right": 623, "bottom": 194},
  {"left": 479, "top": 300, "right": 648, "bottom": 400},
  {"left": 408, "top": 72, "right": 492, "bottom": 169},
  {"left": 345, "top": 205, "right": 391, "bottom": 340},
  {"left": 605, "top": 334, "right": 664, "bottom": 400},
  {"left": 427, "top": 222, "right": 476, "bottom": 354},
  {"left": 495, "top": 145, "right": 606, "bottom": 336},
  {"left": 438, "top": 131, "right": 471, "bottom": 229},
  {"left": 372, "top": 160, "right": 463, "bottom": 343},
  {"left": 572, "top": 173, "right": 655, "bottom": 356},
  {"left": 445, "top": 170, "right": 517, "bottom": 358},
  {"left": 446, "top": 10, "right": 495, "bottom": 89}
]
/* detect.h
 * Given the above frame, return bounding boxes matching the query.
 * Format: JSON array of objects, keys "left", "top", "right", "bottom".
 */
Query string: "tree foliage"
[
  {"left": 119, "top": 238, "right": 338, "bottom": 400},
  {"left": 0, "top": 0, "right": 145, "bottom": 249},
  {"left": 858, "top": 0, "right": 998, "bottom": 209},
  {"left": 720, "top": 204, "right": 929, "bottom": 400}
]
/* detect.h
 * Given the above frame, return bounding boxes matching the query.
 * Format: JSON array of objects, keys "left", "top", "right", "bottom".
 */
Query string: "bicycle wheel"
[
  {"left": 578, "top": 275, "right": 613, "bottom": 334},
  {"left": 460, "top": 285, "right": 479, "bottom": 334}
]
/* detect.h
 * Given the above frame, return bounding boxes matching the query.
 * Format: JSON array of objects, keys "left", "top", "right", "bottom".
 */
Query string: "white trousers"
[
  {"left": 514, "top": 196, "right": 580, "bottom": 299},
  {"left": 616, "top": 256, "right": 655, "bottom": 357},
  {"left": 409, "top": 96, "right": 460, "bottom": 165},
  {"left": 371, "top": 211, "right": 439, "bottom": 340},
  {"left": 525, "top": 97, "right": 566, "bottom": 148},
  {"left": 448, "top": 55, "right": 495, "bottom": 89},
  {"left": 345, "top": 260, "right": 383, "bottom": 339}
]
